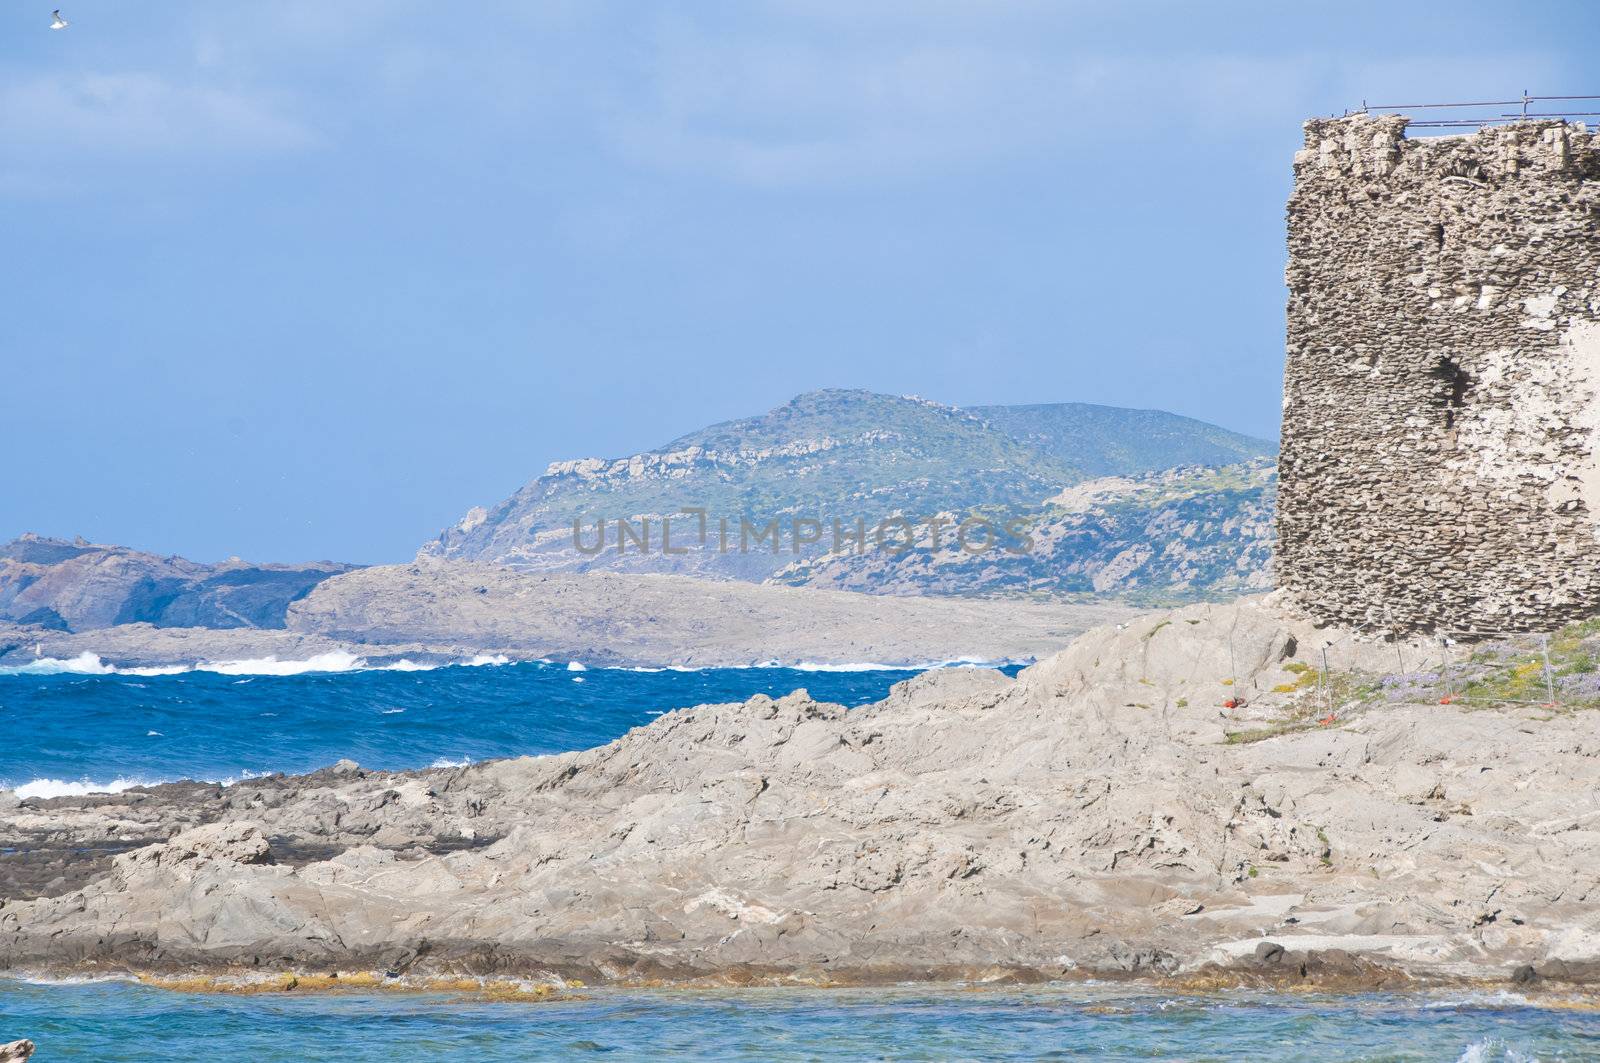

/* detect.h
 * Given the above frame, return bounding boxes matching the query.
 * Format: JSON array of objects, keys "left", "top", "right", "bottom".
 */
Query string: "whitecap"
[
  {"left": 380, "top": 659, "right": 434, "bottom": 672},
  {"left": 0, "top": 652, "right": 116, "bottom": 676},
  {"left": 0, "top": 650, "right": 371, "bottom": 678},
  {"left": 429, "top": 756, "right": 472, "bottom": 768},
  {"left": 146, "top": 730, "right": 163, "bottom": 737},
  {"left": 572, "top": 675, "right": 586, "bottom": 683},
  {"left": 7, "top": 767, "right": 297, "bottom": 799},
  {"left": 10, "top": 777, "right": 153, "bottom": 799},
  {"left": 600, "top": 660, "right": 1015, "bottom": 673},
  {"left": 196, "top": 651, "right": 368, "bottom": 676},
  {"left": 462, "top": 654, "right": 511, "bottom": 667},
  {"left": 1453, "top": 1038, "right": 1537, "bottom": 1063},
  {"left": 380, "top": 708, "right": 406, "bottom": 715},
  {"left": 567, "top": 661, "right": 587, "bottom": 672}
]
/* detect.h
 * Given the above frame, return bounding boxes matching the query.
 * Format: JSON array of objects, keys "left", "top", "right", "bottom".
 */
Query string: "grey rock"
[
  {"left": 1255, "top": 941, "right": 1286, "bottom": 964},
  {"left": 0, "top": 562, "right": 1140, "bottom": 671},
  {"left": 0, "top": 534, "right": 355, "bottom": 632},
  {"left": 6, "top": 598, "right": 1600, "bottom": 986}
]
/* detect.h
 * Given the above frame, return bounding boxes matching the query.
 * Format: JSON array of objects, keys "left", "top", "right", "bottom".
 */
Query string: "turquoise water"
[
  {"left": 0, "top": 982, "right": 1593, "bottom": 1061},
  {"left": 0, "top": 661, "right": 968, "bottom": 793}
]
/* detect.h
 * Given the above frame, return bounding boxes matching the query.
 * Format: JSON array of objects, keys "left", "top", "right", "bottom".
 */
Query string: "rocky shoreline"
[
  {"left": 5, "top": 597, "right": 1599, "bottom": 990},
  {"left": 0, "top": 560, "right": 1138, "bottom": 671}
]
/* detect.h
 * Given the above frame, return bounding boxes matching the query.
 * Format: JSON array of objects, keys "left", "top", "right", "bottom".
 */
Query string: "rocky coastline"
[
  {"left": 4, "top": 596, "right": 1597, "bottom": 992},
  {"left": 0, "top": 559, "right": 1138, "bottom": 671}
]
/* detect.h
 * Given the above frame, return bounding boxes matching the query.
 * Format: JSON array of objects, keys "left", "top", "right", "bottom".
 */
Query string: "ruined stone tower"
[{"left": 1276, "top": 114, "right": 1600, "bottom": 635}]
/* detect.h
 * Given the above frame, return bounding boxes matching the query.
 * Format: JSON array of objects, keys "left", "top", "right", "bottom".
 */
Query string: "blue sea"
[
  {"left": 3, "top": 660, "right": 1592, "bottom": 1059},
  {"left": 0, "top": 981, "right": 1594, "bottom": 1061},
  {"left": 0, "top": 657, "right": 964, "bottom": 795}
]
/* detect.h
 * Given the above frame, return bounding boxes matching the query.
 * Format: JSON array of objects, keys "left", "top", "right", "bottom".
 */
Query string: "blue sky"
[{"left": 3, "top": 1, "right": 1594, "bottom": 563}]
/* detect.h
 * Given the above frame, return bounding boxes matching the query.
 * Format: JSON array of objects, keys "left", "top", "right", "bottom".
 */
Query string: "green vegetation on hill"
[
  {"left": 971, "top": 401, "right": 1275, "bottom": 477},
  {"left": 424, "top": 389, "right": 1278, "bottom": 598},
  {"left": 773, "top": 461, "right": 1276, "bottom": 603}
]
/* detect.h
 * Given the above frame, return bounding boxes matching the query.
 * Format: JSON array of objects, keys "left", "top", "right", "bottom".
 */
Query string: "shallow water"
[
  {"left": 0, "top": 661, "right": 990, "bottom": 793},
  {"left": 0, "top": 982, "right": 1594, "bottom": 1061}
]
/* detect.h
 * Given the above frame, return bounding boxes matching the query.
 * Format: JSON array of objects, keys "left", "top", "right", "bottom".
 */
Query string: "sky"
[{"left": 3, "top": 1, "right": 1595, "bottom": 563}]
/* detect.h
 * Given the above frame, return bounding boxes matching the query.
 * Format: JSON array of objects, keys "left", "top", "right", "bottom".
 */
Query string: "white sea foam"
[
  {"left": 11, "top": 777, "right": 154, "bottom": 799},
  {"left": 783, "top": 657, "right": 1024, "bottom": 672},
  {"left": 15, "top": 972, "right": 140, "bottom": 986},
  {"left": 429, "top": 756, "right": 472, "bottom": 768},
  {"left": 598, "top": 658, "right": 1026, "bottom": 674},
  {"left": 1424, "top": 991, "right": 1532, "bottom": 1010},
  {"left": 380, "top": 708, "right": 406, "bottom": 715},
  {"left": 0, "top": 650, "right": 522, "bottom": 679},
  {"left": 0, "top": 651, "right": 117, "bottom": 676},
  {"left": 199, "top": 651, "right": 369, "bottom": 676},
  {"left": 2, "top": 652, "right": 1017, "bottom": 679},
  {"left": 1454, "top": 1038, "right": 1536, "bottom": 1062},
  {"left": 0, "top": 651, "right": 365, "bottom": 678},
  {"left": 6, "top": 768, "right": 279, "bottom": 799}
]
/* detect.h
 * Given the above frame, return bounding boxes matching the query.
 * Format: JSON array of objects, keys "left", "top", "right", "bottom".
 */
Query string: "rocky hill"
[
  {"left": 969, "top": 402, "right": 1271, "bottom": 478},
  {"left": 774, "top": 461, "right": 1276, "bottom": 602},
  {"left": 0, "top": 535, "right": 356, "bottom": 633},
  {"left": 423, "top": 389, "right": 1275, "bottom": 597}
]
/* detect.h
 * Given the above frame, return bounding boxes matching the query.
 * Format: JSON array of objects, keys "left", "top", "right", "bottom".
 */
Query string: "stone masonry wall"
[{"left": 1277, "top": 115, "right": 1600, "bottom": 636}]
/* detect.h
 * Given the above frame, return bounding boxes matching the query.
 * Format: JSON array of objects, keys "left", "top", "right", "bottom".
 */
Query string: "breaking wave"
[
  {"left": 1453, "top": 1038, "right": 1537, "bottom": 1062},
  {"left": 9, "top": 768, "right": 275, "bottom": 800},
  {"left": 0, "top": 651, "right": 517, "bottom": 678}
]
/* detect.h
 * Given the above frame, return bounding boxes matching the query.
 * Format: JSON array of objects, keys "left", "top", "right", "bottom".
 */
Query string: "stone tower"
[{"left": 1276, "top": 114, "right": 1600, "bottom": 636}]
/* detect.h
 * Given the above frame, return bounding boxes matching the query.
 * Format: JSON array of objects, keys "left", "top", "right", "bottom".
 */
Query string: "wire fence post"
[
  {"left": 1320, "top": 643, "right": 1331, "bottom": 713},
  {"left": 1541, "top": 633, "right": 1557, "bottom": 706},
  {"left": 1440, "top": 635, "right": 1453, "bottom": 703}
]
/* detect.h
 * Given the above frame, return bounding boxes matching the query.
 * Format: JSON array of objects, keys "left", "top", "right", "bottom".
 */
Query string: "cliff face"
[
  {"left": 1278, "top": 116, "right": 1600, "bottom": 635},
  {"left": 0, "top": 535, "right": 357, "bottom": 633},
  {"left": 423, "top": 389, "right": 1274, "bottom": 594}
]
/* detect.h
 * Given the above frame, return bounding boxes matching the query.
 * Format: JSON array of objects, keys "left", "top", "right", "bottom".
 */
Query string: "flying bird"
[{"left": 50, "top": 9, "right": 68, "bottom": 29}]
